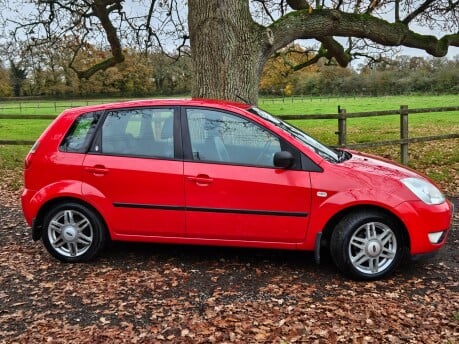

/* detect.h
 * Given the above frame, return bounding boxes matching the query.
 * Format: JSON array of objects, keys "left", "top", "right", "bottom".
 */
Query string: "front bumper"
[{"left": 394, "top": 199, "right": 453, "bottom": 255}]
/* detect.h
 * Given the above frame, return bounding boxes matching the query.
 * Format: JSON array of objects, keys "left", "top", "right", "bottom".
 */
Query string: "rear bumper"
[
  {"left": 22, "top": 188, "right": 42, "bottom": 241},
  {"left": 21, "top": 188, "right": 36, "bottom": 227}
]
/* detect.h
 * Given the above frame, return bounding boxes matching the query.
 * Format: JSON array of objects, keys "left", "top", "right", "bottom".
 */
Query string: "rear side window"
[
  {"left": 98, "top": 108, "right": 175, "bottom": 158},
  {"left": 60, "top": 112, "right": 100, "bottom": 153}
]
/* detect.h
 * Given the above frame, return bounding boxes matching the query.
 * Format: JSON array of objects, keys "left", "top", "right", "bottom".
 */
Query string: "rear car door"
[
  {"left": 81, "top": 107, "right": 185, "bottom": 237},
  {"left": 183, "top": 107, "right": 311, "bottom": 243}
]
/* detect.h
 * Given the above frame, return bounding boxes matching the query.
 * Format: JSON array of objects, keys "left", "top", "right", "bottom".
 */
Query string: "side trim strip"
[
  {"left": 113, "top": 202, "right": 308, "bottom": 218},
  {"left": 114, "top": 203, "right": 185, "bottom": 211},
  {"left": 188, "top": 207, "right": 308, "bottom": 217}
]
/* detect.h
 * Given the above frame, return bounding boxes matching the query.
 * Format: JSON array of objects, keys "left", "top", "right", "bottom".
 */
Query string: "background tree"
[
  {"left": 260, "top": 44, "right": 319, "bottom": 96},
  {"left": 8, "top": 60, "right": 27, "bottom": 97},
  {"left": 3, "top": 0, "right": 459, "bottom": 103},
  {"left": 0, "top": 62, "right": 12, "bottom": 97}
]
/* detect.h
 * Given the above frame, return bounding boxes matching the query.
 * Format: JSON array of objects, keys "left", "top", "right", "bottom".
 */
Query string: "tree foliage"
[
  {"left": 2, "top": 42, "right": 192, "bottom": 97},
  {"left": 261, "top": 55, "right": 459, "bottom": 96},
  {"left": 0, "top": 62, "right": 12, "bottom": 97},
  {"left": 2, "top": 50, "right": 457, "bottom": 97},
  {"left": 8, "top": 61, "right": 27, "bottom": 97},
  {"left": 260, "top": 44, "right": 319, "bottom": 95}
]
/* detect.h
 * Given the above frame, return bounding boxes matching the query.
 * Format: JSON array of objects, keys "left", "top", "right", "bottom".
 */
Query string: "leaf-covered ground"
[{"left": 0, "top": 189, "right": 458, "bottom": 343}]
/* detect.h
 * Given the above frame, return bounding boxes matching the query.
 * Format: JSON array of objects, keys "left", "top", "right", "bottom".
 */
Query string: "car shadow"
[{"left": 101, "top": 240, "right": 338, "bottom": 275}]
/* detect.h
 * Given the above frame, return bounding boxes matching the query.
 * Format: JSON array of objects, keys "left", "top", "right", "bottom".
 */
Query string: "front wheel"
[
  {"left": 330, "top": 211, "right": 405, "bottom": 280},
  {"left": 42, "top": 202, "right": 107, "bottom": 262}
]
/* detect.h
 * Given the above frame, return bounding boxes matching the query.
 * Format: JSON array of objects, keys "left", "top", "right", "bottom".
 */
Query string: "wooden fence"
[
  {"left": 1, "top": 105, "right": 458, "bottom": 165},
  {"left": 279, "top": 105, "right": 459, "bottom": 165}
]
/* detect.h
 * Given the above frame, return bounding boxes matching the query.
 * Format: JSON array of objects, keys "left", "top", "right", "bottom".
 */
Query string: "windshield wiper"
[{"left": 337, "top": 149, "right": 350, "bottom": 162}]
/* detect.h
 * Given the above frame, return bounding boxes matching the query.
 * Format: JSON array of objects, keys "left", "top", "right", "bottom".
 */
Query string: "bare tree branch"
[
  {"left": 280, "top": 51, "right": 324, "bottom": 71},
  {"left": 402, "top": 0, "right": 436, "bottom": 24},
  {"left": 335, "top": 0, "right": 344, "bottom": 10},
  {"left": 365, "top": 0, "right": 381, "bottom": 14},
  {"left": 253, "top": 0, "right": 277, "bottom": 22},
  {"left": 71, "top": 1, "right": 124, "bottom": 79},
  {"left": 395, "top": 0, "right": 400, "bottom": 22},
  {"left": 354, "top": 0, "right": 363, "bottom": 13}
]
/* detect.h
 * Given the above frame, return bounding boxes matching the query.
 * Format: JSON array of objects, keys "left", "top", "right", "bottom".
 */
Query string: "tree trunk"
[{"left": 188, "top": 0, "right": 267, "bottom": 105}]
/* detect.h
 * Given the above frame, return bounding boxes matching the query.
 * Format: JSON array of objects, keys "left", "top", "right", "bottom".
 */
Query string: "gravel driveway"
[{"left": 0, "top": 197, "right": 458, "bottom": 343}]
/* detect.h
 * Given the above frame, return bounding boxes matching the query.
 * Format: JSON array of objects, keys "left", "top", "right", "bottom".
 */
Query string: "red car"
[{"left": 21, "top": 99, "right": 453, "bottom": 280}]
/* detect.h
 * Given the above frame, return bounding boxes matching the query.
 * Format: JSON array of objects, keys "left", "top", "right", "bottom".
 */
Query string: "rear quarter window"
[{"left": 60, "top": 112, "right": 101, "bottom": 153}]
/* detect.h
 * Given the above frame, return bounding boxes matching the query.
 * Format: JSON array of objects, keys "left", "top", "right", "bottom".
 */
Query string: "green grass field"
[
  {"left": 1, "top": 94, "right": 457, "bottom": 116},
  {"left": 259, "top": 94, "right": 459, "bottom": 143},
  {"left": 259, "top": 94, "right": 459, "bottom": 114},
  {"left": 1, "top": 94, "right": 458, "bottom": 195},
  {"left": 0, "top": 99, "right": 109, "bottom": 116},
  {"left": 1, "top": 94, "right": 458, "bottom": 143}
]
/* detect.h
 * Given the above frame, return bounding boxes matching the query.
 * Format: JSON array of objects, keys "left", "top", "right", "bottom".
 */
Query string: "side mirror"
[{"left": 273, "top": 151, "right": 295, "bottom": 169}]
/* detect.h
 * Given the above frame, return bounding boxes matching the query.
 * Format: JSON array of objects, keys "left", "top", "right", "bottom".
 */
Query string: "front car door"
[
  {"left": 82, "top": 106, "right": 185, "bottom": 238},
  {"left": 183, "top": 107, "right": 311, "bottom": 243}
]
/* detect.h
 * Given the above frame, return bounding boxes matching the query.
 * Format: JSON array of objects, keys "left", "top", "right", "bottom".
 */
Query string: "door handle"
[
  {"left": 187, "top": 174, "right": 213, "bottom": 185},
  {"left": 84, "top": 165, "right": 109, "bottom": 175}
]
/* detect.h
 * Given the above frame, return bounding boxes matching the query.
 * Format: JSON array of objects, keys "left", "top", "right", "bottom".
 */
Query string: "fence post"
[
  {"left": 337, "top": 107, "right": 347, "bottom": 146},
  {"left": 400, "top": 105, "right": 409, "bottom": 165}
]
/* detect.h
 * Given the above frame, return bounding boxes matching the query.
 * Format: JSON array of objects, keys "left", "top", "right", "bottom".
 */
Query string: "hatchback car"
[{"left": 21, "top": 99, "right": 453, "bottom": 280}]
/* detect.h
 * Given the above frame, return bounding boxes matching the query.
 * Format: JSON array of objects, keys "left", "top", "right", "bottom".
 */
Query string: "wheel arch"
[
  {"left": 33, "top": 196, "right": 111, "bottom": 241},
  {"left": 320, "top": 205, "right": 411, "bottom": 251}
]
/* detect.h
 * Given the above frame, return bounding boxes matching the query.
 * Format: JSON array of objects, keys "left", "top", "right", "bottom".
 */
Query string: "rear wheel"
[
  {"left": 330, "top": 211, "right": 404, "bottom": 280},
  {"left": 42, "top": 202, "right": 106, "bottom": 262}
]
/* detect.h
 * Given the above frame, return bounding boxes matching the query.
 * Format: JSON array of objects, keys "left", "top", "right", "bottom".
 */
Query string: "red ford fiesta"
[{"left": 21, "top": 99, "right": 453, "bottom": 279}]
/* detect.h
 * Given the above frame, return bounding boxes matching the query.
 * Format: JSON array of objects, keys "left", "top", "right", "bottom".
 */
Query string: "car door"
[
  {"left": 183, "top": 107, "right": 311, "bottom": 243},
  {"left": 82, "top": 107, "right": 185, "bottom": 237}
]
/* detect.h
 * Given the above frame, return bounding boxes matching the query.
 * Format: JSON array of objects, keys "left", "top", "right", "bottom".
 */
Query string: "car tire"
[
  {"left": 330, "top": 210, "right": 404, "bottom": 280},
  {"left": 42, "top": 202, "right": 107, "bottom": 262}
]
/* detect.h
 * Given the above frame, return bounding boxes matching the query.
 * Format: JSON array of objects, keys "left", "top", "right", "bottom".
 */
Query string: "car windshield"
[{"left": 249, "top": 107, "right": 344, "bottom": 163}]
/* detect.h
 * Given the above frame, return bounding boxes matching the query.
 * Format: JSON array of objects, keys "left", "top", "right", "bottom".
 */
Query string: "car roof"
[{"left": 63, "top": 98, "right": 253, "bottom": 116}]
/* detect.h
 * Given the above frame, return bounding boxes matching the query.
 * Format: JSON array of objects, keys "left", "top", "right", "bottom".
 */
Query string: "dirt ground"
[{"left": 0, "top": 191, "right": 457, "bottom": 343}]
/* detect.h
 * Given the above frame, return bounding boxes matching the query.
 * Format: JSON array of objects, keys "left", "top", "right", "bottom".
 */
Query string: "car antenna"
[{"left": 236, "top": 94, "right": 251, "bottom": 105}]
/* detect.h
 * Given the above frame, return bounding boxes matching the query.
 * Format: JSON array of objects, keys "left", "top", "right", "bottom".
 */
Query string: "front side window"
[
  {"left": 249, "top": 107, "right": 341, "bottom": 163},
  {"left": 186, "top": 109, "right": 281, "bottom": 167},
  {"left": 98, "top": 108, "right": 175, "bottom": 158},
  {"left": 60, "top": 112, "right": 100, "bottom": 153}
]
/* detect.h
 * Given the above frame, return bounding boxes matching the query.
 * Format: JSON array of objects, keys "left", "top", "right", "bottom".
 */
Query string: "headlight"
[{"left": 401, "top": 178, "right": 445, "bottom": 205}]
